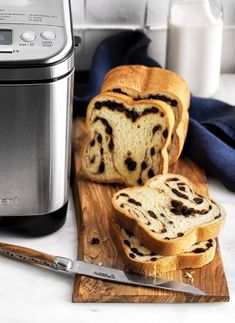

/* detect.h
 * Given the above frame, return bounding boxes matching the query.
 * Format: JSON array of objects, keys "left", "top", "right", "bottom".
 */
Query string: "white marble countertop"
[{"left": 0, "top": 75, "right": 235, "bottom": 323}]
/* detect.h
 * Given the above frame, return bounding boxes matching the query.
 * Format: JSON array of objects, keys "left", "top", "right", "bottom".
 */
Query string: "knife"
[{"left": 0, "top": 242, "right": 205, "bottom": 296}]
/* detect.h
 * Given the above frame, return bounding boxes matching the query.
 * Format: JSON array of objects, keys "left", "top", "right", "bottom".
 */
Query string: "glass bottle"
[{"left": 166, "top": 0, "right": 223, "bottom": 97}]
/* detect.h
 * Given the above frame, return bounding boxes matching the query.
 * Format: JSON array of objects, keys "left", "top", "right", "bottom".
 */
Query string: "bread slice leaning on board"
[
  {"left": 112, "top": 174, "right": 225, "bottom": 256},
  {"left": 101, "top": 65, "right": 190, "bottom": 164},
  {"left": 111, "top": 221, "right": 216, "bottom": 276},
  {"left": 81, "top": 92, "right": 175, "bottom": 186}
]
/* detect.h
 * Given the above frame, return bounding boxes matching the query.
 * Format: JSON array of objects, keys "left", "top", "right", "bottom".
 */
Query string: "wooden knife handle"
[{"left": 0, "top": 242, "right": 55, "bottom": 268}]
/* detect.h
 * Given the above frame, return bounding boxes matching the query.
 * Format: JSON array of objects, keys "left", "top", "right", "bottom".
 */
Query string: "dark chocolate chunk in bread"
[
  {"left": 125, "top": 157, "right": 137, "bottom": 171},
  {"left": 177, "top": 232, "right": 184, "bottom": 237},
  {"left": 194, "top": 197, "right": 203, "bottom": 204},
  {"left": 148, "top": 169, "right": 155, "bottom": 178},
  {"left": 151, "top": 147, "right": 155, "bottom": 156},
  {"left": 141, "top": 161, "right": 147, "bottom": 170},
  {"left": 119, "top": 193, "right": 129, "bottom": 198},
  {"left": 137, "top": 178, "right": 143, "bottom": 185},
  {"left": 95, "top": 102, "right": 102, "bottom": 110},
  {"left": 152, "top": 124, "right": 162, "bottom": 134},
  {"left": 124, "top": 240, "right": 131, "bottom": 247},
  {"left": 97, "top": 134, "right": 102, "bottom": 143},
  {"left": 90, "top": 139, "right": 95, "bottom": 147},
  {"left": 129, "top": 253, "right": 136, "bottom": 259},
  {"left": 148, "top": 210, "right": 157, "bottom": 219},
  {"left": 163, "top": 128, "right": 168, "bottom": 138},
  {"left": 128, "top": 198, "right": 142, "bottom": 206},
  {"left": 108, "top": 139, "right": 114, "bottom": 151},
  {"left": 112, "top": 88, "right": 128, "bottom": 96},
  {"left": 98, "top": 161, "right": 105, "bottom": 173},
  {"left": 131, "top": 248, "right": 144, "bottom": 257},
  {"left": 170, "top": 100, "right": 177, "bottom": 107},
  {"left": 125, "top": 230, "right": 134, "bottom": 237},
  {"left": 171, "top": 188, "right": 189, "bottom": 199},
  {"left": 193, "top": 248, "right": 206, "bottom": 254}
]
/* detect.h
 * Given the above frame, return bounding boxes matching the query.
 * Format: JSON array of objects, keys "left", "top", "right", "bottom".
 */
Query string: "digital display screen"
[{"left": 0, "top": 30, "right": 12, "bottom": 45}]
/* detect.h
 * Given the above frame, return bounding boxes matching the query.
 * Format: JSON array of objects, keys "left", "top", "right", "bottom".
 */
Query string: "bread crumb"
[
  {"left": 97, "top": 262, "right": 103, "bottom": 266},
  {"left": 184, "top": 272, "right": 194, "bottom": 283}
]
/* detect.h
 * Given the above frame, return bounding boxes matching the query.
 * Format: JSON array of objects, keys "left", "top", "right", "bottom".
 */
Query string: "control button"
[
  {"left": 40, "top": 31, "right": 56, "bottom": 40},
  {"left": 20, "top": 31, "right": 36, "bottom": 42}
]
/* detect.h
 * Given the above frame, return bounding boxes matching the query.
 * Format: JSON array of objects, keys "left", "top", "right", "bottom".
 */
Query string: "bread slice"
[
  {"left": 101, "top": 65, "right": 190, "bottom": 164},
  {"left": 112, "top": 174, "right": 225, "bottom": 255},
  {"left": 111, "top": 221, "right": 216, "bottom": 276},
  {"left": 81, "top": 92, "right": 175, "bottom": 186}
]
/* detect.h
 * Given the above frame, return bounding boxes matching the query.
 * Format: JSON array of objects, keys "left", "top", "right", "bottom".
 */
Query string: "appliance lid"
[{"left": 0, "top": 0, "right": 74, "bottom": 81}]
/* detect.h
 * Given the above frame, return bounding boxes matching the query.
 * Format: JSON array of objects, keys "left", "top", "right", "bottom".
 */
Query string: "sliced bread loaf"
[
  {"left": 111, "top": 221, "right": 216, "bottom": 276},
  {"left": 81, "top": 92, "right": 175, "bottom": 186},
  {"left": 112, "top": 174, "right": 225, "bottom": 255},
  {"left": 101, "top": 65, "right": 190, "bottom": 164}
]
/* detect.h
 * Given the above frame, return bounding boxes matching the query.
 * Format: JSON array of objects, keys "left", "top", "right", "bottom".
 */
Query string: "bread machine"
[{"left": 0, "top": 0, "right": 78, "bottom": 235}]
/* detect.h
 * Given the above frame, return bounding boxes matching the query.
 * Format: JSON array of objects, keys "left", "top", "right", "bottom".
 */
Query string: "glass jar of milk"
[{"left": 166, "top": 0, "right": 223, "bottom": 97}]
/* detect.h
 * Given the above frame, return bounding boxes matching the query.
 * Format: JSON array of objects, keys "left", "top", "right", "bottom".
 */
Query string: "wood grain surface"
[
  {"left": 0, "top": 242, "right": 55, "bottom": 263},
  {"left": 72, "top": 118, "right": 229, "bottom": 303}
]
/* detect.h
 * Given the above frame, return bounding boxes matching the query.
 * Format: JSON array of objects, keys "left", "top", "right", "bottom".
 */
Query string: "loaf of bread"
[
  {"left": 101, "top": 65, "right": 190, "bottom": 164},
  {"left": 111, "top": 221, "right": 216, "bottom": 276},
  {"left": 112, "top": 174, "right": 225, "bottom": 255},
  {"left": 81, "top": 92, "right": 175, "bottom": 186}
]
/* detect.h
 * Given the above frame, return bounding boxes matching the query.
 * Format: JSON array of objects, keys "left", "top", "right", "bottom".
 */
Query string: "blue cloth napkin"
[{"left": 74, "top": 31, "right": 235, "bottom": 192}]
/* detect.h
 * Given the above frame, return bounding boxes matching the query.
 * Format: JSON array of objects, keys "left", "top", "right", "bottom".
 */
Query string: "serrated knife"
[{"left": 0, "top": 242, "right": 205, "bottom": 296}]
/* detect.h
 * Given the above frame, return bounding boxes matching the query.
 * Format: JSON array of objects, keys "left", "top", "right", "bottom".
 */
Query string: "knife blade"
[
  {"left": 0, "top": 242, "right": 206, "bottom": 296},
  {"left": 66, "top": 259, "right": 205, "bottom": 295}
]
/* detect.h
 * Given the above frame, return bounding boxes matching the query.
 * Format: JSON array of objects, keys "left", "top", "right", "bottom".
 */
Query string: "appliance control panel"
[{"left": 0, "top": 0, "right": 73, "bottom": 65}]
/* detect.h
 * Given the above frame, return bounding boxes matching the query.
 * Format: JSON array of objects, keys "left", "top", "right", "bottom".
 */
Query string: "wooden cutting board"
[{"left": 72, "top": 118, "right": 229, "bottom": 303}]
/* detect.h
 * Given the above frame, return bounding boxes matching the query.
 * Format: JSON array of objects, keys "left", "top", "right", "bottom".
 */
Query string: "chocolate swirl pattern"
[
  {"left": 82, "top": 92, "right": 175, "bottom": 186},
  {"left": 101, "top": 65, "right": 190, "bottom": 164},
  {"left": 112, "top": 174, "right": 225, "bottom": 255},
  {"left": 110, "top": 221, "right": 216, "bottom": 276}
]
